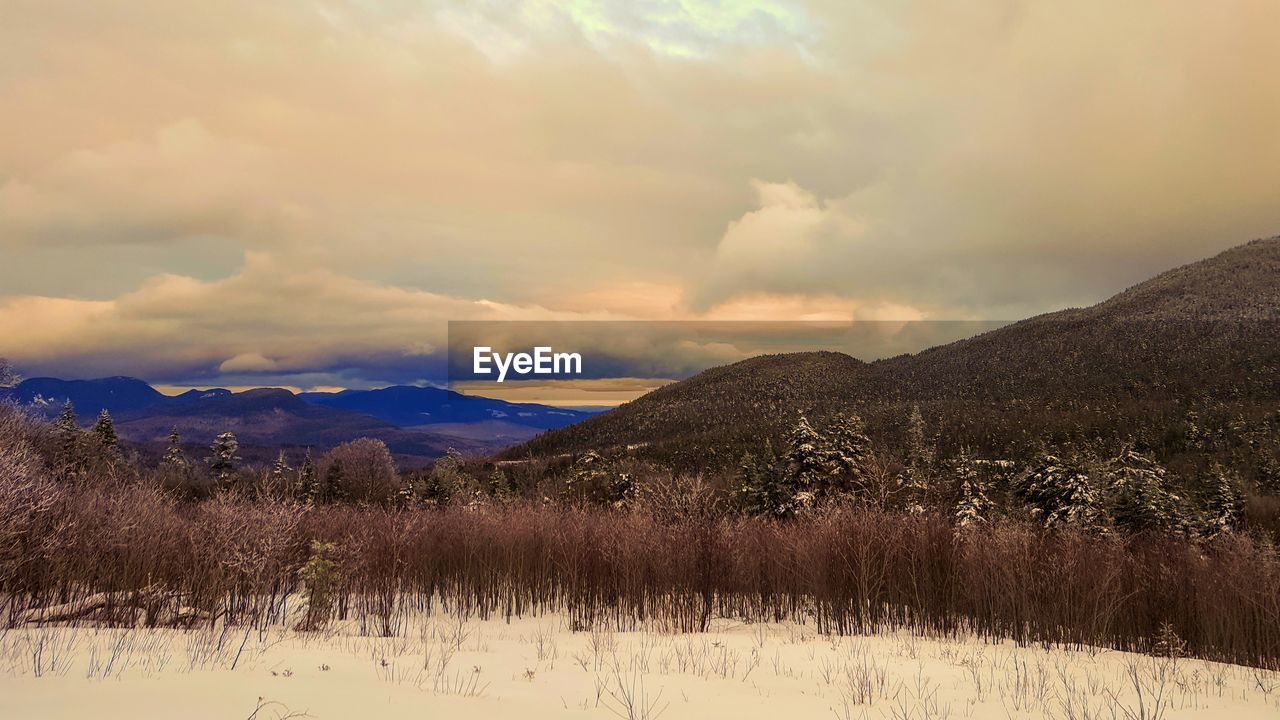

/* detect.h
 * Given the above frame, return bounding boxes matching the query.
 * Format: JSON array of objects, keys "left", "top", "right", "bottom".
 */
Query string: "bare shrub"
[
  {"left": 633, "top": 473, "right": 722, "bottom": 524},
  {"left": 4, "top": 480, "right": 1279, "bottom": 668},
  {"left": 320, "top": 438, "right": 399, "bottom": 503},
  {"left": 0, "top": 406, "right": 63, "bottom": 610}
]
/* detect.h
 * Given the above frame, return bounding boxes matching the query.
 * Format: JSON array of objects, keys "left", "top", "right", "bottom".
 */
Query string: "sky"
[{"left": 2, "top": 0, "right": 1279, "bottom": 396}]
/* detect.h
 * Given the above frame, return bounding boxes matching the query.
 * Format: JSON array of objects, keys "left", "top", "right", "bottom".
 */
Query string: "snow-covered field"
[{"left": 2, "top": 613, "right": 1278, "bottom": 720}]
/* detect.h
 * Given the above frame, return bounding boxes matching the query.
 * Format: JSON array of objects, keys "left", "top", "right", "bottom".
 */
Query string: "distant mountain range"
[
  {"left": 507, "top": 236, "right": 1280, "bottom": 469},
  {"left": 2, "top": 378, "right": 597, "bottom": 463}
]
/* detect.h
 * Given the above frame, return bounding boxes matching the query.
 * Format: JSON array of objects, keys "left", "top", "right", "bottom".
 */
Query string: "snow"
[{"left": 2, "top": 613, "right": 1277, "bottom": 719}]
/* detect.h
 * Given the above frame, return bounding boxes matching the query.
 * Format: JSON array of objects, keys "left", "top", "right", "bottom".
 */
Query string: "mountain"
[
  {"left": 507, "top": 236, "right": 1280, "bottom": 469},
  {"left": 298, "top": 385, "right": 595, "bottom": 429},
  {"left": 4, "top": 376, "right": 167, "bottom": 417},
  {"left": 111, "top": 387, "right": 487, "bottom": 462},
  {"left": 1, "top": 377, "right": 589, "bottom": 462}
]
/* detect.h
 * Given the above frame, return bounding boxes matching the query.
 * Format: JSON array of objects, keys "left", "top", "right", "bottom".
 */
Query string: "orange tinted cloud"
[{"left": 2, "top": 1, "right": 1278, "bottom": 384}]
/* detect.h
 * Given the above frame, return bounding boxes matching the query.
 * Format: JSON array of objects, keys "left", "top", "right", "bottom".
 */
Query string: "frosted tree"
[
  {"left": 91, "top": 409, "right": 118, "bottom": 450},
  {"left": 1183, "top": 410, "right": 1206, "bottom": 450},
  {"left": 404, "top": 447, "right": 466, "bottom": 506},
  {"left": 1103, "top": 445, "right": 1185, "bottom": 534},
  {"left": 784, "top": 415, "right": 828, "bottom": 509},
  {"left": 206, "top": 431, "right": 241, "bottom": 488},
  {"left": 952, "top": 449, "right": 991, "bottom": 528},
  {"left": 53, "top": 401, "right": 77, "bottom": 433},
  {"left": 1255, "top": 452, "right": 1280, "bottom": 497},
  {"left": 486, "top": 467, "right": 512, "bottom": 501},
  {"left": 1014, "top": 452, "right": 1106, "bottom": 530},
  {"left": 53, "top": 399, "right": 78, "bottom": 454},
  {"left": 297, "top": 449, "right": 317, "bottom": 501},
  {"left": 567, "top": 450, "right": 606, "bottom": 488},
  {"left": 905, "top": 404, "right": 934, "bottom": 468},
  {"left": 1203, "top": 463, "right": 1243, "bottom": 537},
  {"left": 161, "top": 427, "right": 189, "bottom": 468},
  {"left": 270, "top": 450, "right": 293, "bottom": 491},
  {"left": 737, "top": 444, "right": 795, "bottom": 517},
  {"left": 897, "top": 406, "right": 938, "bottom": 512},
  {"left": 0, "top": 357, "right": 18, "bottom": 388},
  {"left": 825, "top": 413, "right": 874, "bottom": 495}
]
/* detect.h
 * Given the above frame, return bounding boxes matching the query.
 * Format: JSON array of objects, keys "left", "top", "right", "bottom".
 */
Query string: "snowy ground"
[{"left": 2, "top": 613, "right": 1278, "bottom": 720}]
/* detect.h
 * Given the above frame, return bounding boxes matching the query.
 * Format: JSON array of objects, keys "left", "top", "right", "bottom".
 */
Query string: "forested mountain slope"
[{"left": 509, "top": 237, "right": 1280, "bottom": 469}]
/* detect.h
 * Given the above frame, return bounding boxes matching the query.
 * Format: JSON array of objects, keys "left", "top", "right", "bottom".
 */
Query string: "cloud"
[
  {"left": 0, "top": 120, "right": 281, "bottom": 247},
  {"left": 697, "top": 179, "right": 868, "bottom": 309},
  {"left": 0, "top": 252, "right": 593, "bottom": 384},
  {"left": 218, "top": 353, "right": 280, "bottom": 373},
  {"left": 2, "top": 1, "right": 1279, "bottom": 385}
]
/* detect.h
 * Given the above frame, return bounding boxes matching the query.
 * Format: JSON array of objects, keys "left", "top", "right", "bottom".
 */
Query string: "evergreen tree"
[
  {"left": 91, "top": 409, "right": 118, "bottom": 450},
  {"left": 1182, "top": 410, "right": 1206, "bottom": 451},
  {"left": 317, "top": 460, "right": 345, "bottom": 504},
  {"left": 563, "top": 450, "right": 632, "bottom": 505},
  {"left": 1203, "top": 463, "right": 1243, "bottom": 537},
  {"left": 53, "top": 401, "right": 80, "bottom": 469},
  {"left": 784, "top": 415, "right": 828, "bottom": 508},
  {"left": 1255, "top": 452, "right": 1280, "bottom": 496},
  {"left": 905, "top": 404, "right": 933, "bottom": 468},
  {"left": 403, "top": 448, "right": 466, "bottom": 506},
  {"left": 1014, "top": 452, "right": 1106, "bottom": 530},
  {"left": 298, "top": 449, "right": 317, "bottom": 501},
  {"left": 271, "top": 450, "right": 292, "bottom": 485},
  {"left": 486, "top": 467, "right": 512, "bottom": 501},
  {"left": 953, "top": 449, "right": 992, "bottom": 528},
  {"left": 736, "top": 441, "right": 797, "bottom": 517},
  {"left": 826, "top": 413, "right": 874, "bottom": 495},
  {"left": 735, "top": 451, "right": 778, "bottom": 517},
  {"left": 206, "top": 431, "right": 241, "bottom": 488},
  {"left": 566, "top": 450, "right": 606, "bottom": 491},
  {"left": 161, "top": 427, "right": 188, "bottom": 468},
  {"left": 53, "top": 400, "right": 77, "bottom": 434},
  {"left": 1103, "top": 445, "right": 1185, "bottom": 534},
  {"left": 899, "top": 405, "right": 934, "bottom": 512}
]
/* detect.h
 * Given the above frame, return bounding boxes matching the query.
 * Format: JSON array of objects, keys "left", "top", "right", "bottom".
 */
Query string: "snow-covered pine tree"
[
  {"left": 562, "top": 450, "right": 631, "bottom": 506},
  {"left": 91, "top": 409, "right": 118, "bottom": 450},
  {"left": 905, "top": 404, "right": 933, "bottom": 468},
  {"left": 297, "top": 449, "right": 317, "bottom": 501},
  {"left": 1103, "top": 445, "right": 1185, "bottom": 535},
  {"left": 1183, "top": 410, "right": 1206, "bottom": 451},
  {"left": 53, "top": 400, "right": 77, "bottom": 433},
  {"left": 952, "top": 449, "right": 991, "bottom": 528},
  {"left": 1255, "top": 451, "right": 1280, "bottom": 496},
  {"left": 784, "top": 415, "right": 829, "bottom": 511},
  {"left": 825, "top": 413, "right": 873, "bottom": 496},
  {"left": 161, "top": 427, "right": 189, "bottom": 469},
  {"left": 1014, "top": 452, "right": 1106, "bottom": 530},
  {"left": 1203, "top": 463, "right": 1243, "bottom": 537},
  {"left": 158, "top": 425, "right": 188, "bottom": 476},
  {"left": 736, "top": 444, "right": 796, "bottom": 517},
  {"left": 487, "top": 467, "right": 512, "bottom": 502},
  {"left": 566, "top": 450, "right": 606, "bottom": 494},
  {"left": 53, "top": 400, "right": 78, "bottom": 449},
  {"left": 52, "top": 401, "right": 82, "bottom": 478},
  {"left": 271, "top": 450, "right": 292, "bottom": 492},
  {"left": 206, "top": 431, "right": 241, "bottom": 488},
  {"left": 896, "top": 406, "right": 938, "bottom": 512}
]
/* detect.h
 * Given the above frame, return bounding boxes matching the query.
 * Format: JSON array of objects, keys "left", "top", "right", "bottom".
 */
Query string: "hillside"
[{"left": 508, "top": 236, "right": 1280, "bottom": 468}]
